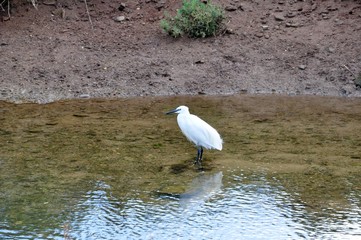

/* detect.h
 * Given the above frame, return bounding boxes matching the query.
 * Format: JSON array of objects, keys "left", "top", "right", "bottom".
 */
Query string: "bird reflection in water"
[{"left": 180, "top": 171, "right": 223, "bottom": 208}]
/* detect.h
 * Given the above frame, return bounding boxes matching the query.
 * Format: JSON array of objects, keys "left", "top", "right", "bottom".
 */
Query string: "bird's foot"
[{"left": 194, "top": 158, "right": 203, "bottom": 170}]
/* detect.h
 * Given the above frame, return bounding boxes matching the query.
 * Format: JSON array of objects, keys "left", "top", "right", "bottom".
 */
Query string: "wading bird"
[{"left": 166, "top": 106, "right": 223, "bottom": 165}]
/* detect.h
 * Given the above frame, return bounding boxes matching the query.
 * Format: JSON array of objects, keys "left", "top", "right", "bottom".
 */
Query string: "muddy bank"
[{"left": 1, "top": 0, "right": 361, "bottom": 103}]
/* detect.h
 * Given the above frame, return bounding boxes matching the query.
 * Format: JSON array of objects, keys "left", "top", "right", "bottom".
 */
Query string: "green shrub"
[{"left": 160, "top": 0, "right": 225, "bottom": 38}]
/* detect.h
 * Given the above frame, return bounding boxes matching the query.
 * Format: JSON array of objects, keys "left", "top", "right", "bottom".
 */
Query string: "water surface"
[{"left": 0, "top": 95, "right": 360, "bottom": 239}]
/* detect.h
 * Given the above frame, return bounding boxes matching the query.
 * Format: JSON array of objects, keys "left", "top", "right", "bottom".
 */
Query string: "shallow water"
[{"left": 0, "top": 95, "right": 360, "bottom": 239}]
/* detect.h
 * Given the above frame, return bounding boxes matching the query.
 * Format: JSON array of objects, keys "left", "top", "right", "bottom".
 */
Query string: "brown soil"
[{"left": 1, "top": 0, "right": 361, "bottom": 103}]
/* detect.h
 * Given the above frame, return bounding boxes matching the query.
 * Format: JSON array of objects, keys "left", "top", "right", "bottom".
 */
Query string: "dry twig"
[
  {"left": 343, "top": 64, "right": 356, "bottom": 78},
  {"left": 0, "top": 0, "right": 10, "bottom": 19},
  {"left": 84, "top": 0, "right": 93, "bottom": 29},
  {"left": 30, "top": 0, "right": 38, "bottom": 10},
  {"left": 1, "top": 0, "right": 39, "bottom": 19}
]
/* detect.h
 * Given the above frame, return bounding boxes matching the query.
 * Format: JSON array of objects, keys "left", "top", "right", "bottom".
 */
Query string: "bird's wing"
[
  {"left": 177, "top": 114, "right": 222, "bottom": 150},
  {"left": 177, "top": 114, "right": 198, "bottom": 144}
]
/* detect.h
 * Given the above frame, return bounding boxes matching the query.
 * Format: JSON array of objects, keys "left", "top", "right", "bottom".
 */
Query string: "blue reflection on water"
[{"left": 64, "top": 173, "right": 360, "bottom": 240}]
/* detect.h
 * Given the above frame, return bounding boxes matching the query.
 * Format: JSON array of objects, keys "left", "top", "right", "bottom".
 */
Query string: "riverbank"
[{"left": 1, "top": 0, "right": 360, "bottom": 103}]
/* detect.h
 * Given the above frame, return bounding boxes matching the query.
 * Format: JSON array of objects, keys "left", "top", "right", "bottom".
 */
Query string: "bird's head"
[{"left": 166, "top": 105, "right": 189, "bottom": 115}]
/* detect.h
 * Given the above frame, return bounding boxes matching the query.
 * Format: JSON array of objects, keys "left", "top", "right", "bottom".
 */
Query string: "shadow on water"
[{"left": 0, "top": 95, "right": 360, "bottom": 239}]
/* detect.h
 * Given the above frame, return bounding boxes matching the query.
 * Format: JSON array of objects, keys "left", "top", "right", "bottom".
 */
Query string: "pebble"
[
  {"left": 285, "top": 22, "right": 299, "bottom": 28},
  {"left": 225, "top": 5, "right": 238, "bottom": 12},
  {"left": 114, "top": 16, "right": 126, "bottom": 22},
  {"left": 327, "top": 47, "right": 335, "bottom": 53},
  {"left": 194, "top": 60, "right": 205, "bottom": 64},
  {"left": 274, "top": 13, "right": 285, "bottom": 21},
  {"left": 79, "top": 94, "right": 90, "bottom": 98},
  {"left": 327, "top": 5, "right": 338, "bottom": 11},
  {"left": 118, "top": 3, "right": 126, "bottom": 11},
  {"left": 298, "top": 65, "right": 307, "bottom": 70},
  {"left": 286, "top": 12, "right": 297, "bottom": 18},
  {"left": 335, "top": 19, "right": 343, "bottom": 25},
  {"left": 156, "top": 0, "right": 166, "bottom": 10},
  {"left": 43, "top": 0, "right": 56, "bottom": 5},
  {"left": 52, "top": 8, "right": 65, "bottom": 19}
]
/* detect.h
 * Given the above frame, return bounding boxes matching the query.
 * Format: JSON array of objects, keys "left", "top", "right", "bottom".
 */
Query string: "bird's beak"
[{"left": 165, "top": 108, "right": 179, "bottom": 115}]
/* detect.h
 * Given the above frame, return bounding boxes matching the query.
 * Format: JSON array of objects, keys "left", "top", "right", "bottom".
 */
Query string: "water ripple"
[{"left": 60, "top": 173, "right": 361, "bottom": 240}]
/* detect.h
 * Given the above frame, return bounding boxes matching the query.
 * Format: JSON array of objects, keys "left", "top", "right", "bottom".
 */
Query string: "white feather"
[{"left": 174, "top": 106, "right": 223, "bottom": 150}]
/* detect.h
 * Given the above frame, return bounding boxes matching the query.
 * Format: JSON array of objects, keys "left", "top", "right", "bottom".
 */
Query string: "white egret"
[{"left": 166, "top": 105, "right": 223, "bottom": 165}]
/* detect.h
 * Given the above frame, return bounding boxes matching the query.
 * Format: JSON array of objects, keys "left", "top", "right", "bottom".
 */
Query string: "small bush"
[{"left": 160, "top": 0, "right": 225, "bottom": 38}]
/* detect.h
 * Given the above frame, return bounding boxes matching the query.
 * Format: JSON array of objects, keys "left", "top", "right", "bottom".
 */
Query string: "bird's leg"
[
  {"left": 195, "top": 147, "right": 203, "bottom": 166},
  {"left": 199, "top": 147, "right": 204, "bottom": 162},
  {"left": 195, "top": 147, "right": 201, "bottom": 165}
]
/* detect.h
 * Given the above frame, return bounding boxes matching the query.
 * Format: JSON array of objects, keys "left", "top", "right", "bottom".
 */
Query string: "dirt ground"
[{"left": 1, "top": 0, "right": 360, "bottom": 103}]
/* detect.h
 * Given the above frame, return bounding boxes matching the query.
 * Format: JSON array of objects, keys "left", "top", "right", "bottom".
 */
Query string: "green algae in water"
[{"left": 0, "top": 95, "right": 360, "bottom": 239}]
